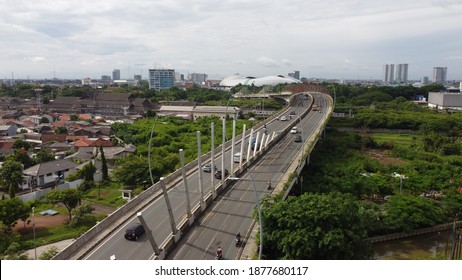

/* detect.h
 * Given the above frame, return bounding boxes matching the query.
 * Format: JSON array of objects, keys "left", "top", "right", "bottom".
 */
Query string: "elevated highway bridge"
[{"left": 53, "top": 85, "right": 333, "bottom": 260}]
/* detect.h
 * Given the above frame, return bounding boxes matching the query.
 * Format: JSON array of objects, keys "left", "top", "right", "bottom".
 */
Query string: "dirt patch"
[
  {"left": 363, "top": 149, "right": 406, "bottom": 166},
  {"left": 13, "top": 202, "right": 117, "bottom": 233},
  {"left": 14, "top": 214, "right": 69, "bottom": 233}
]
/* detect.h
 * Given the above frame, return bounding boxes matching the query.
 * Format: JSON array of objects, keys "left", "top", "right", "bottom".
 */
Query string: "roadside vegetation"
[{"left": 260, "top": 83, "right": 462, "bottom": 260}]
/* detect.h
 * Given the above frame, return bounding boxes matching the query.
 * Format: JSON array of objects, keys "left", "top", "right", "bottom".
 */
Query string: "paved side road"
[{"left": 26, "top": 239, "right": 75, "bottom": 260}]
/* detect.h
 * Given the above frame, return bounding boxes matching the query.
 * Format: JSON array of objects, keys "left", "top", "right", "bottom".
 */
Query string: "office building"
[
  {"left": 433, "top": 67, "right": 447, "bottom": 84},
  {"left": 134, "top": 75, "right": 142, "bottom": 81},
  {"left": 395, "top": 64, "right": 408, "bottom": 83},
  {"left": 112, "top": 69, "right": 121, "bottom": 81},
  {"left": 101, "top": 75, "right": 111, "bottom": 82},
  {"left": 189, "top": 73, "right": 208, "bottom": 84},
  {"left": 148, "top": 69, "right": 175, "bottom": 91},
  {"left": 383, "top": 64, "right": 395, "bottom": 84},
  {"left": 288, "top": 71, "right": 300, "bottom": 80},
  {"left": 421, "top": 76, "right": 429, "bottom": 84}
]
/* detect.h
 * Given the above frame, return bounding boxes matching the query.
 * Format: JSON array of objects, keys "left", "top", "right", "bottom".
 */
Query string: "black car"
[
  {"left": 294, "top": 135, "right": 302, "bottom": 142},
  {"left": 124, "top": 223, "right": 145, "bottom": 241},
  {"left": 214, "top": 169, "right": 229, "bottom": 179}
]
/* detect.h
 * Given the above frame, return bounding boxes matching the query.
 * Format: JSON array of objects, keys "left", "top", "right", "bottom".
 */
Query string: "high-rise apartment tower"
[
  {"left": 395, "top": 64, "right": 408, "bottom": 83},
  {"left": 383, "top": 64, "right": 394, "bottom": 84},
  {"left": 433, "top": 67, "right": 447, "bottom": 84},
  {"left": 112, "top": 69, "right": 121, "bottom": 80}
]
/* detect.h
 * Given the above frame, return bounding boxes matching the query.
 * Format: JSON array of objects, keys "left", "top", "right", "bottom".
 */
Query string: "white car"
[
  {"left": 290, "top": 126, "right": 298, "bottom": 134},
  {"left": 280, "top": 116, "right": 287, "bottom": 121}
]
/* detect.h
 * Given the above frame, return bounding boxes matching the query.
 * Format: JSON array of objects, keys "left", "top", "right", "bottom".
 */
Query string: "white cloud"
[
  {"left": 24, "top": 56, "right": 46, "bottom": 63},
  {"left": 257, "top": 57, "right": 280, "bottom": 67},
  {"left": 0, "top": 0, "right": 461, "bottom": 80}
]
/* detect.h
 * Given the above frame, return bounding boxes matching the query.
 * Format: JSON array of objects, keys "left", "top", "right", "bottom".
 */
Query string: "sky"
[{"left": 1, "top": 0, "right": 462, "bottom": 81}]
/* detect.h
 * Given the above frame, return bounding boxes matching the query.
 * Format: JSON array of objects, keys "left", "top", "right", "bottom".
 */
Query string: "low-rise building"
[{"left": 428, "top": 92, "right": 462, "bottom": 110}]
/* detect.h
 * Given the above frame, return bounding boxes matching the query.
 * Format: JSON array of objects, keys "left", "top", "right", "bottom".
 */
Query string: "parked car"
[
  {"left": 280, "top": 116, "right": 287, "bottom": 121},
  {"left": 294, "top": 135, "right": 302, "bottom": 142},
  {"left": 214, "top": 169, "right": 229, "bottom": 179},
  {"left": 124, "top": 223, "right": 145, "bottom": 241},
  {"left": 290, "top": 126, "right": 298, "bottom": 134},
  {"left": 202, "top": 163, "right": 217, "bottom": 173}
]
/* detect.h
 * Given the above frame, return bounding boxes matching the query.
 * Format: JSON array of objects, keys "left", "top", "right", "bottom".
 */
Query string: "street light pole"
[
  {"left": 229, "top": 174, "right": 263, "bottom": 260},
  {"left": 32, "top": 207, "right": 37, "bottom": 260}
]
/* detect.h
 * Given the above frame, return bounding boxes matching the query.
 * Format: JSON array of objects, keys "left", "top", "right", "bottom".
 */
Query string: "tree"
[
  {"left": 54, "top": 126, "right": 68, "bottom": 134},
  {"left": 70, "top": 114, "right": 79, "bottom": 121},
  {"left": 113, "top": 155, "right": 150, "bottom": 186},
  {"left": 261, "top": 192, "right": 377, "bottom": 259},
  {"left": 0, "top": 160, "right": 24, "bottom": 198},
  {"left": 0, "top": 198, "right": 30, "bottom": 229},
  {"left": 69, "top": 201, "right": 95, "bottom": 228},
  {"left": 100, "top": 146, "right": 109, "bottom": 182},
  {"left": 383, "top": 194, "right": 445, "bottom": 232},
  {"left": 34, "top": 150, "right": 55, "bottom": 164},
  {"left": 78, "top": 161, "right": 96, "bottom": 182},
  {"left": 11, "top": 139, "right": 31, "bottom": 151},
  {"left": 39, "top": 116, "right": 50, "bottom": 124},
  {"left": 43, "top": 189, "right": 81, "bottom": 220}
]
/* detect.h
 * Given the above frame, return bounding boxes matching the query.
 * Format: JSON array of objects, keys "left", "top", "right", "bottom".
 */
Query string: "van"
[{"left": 233, "top": 152, "right": 245, "bottom": 163}]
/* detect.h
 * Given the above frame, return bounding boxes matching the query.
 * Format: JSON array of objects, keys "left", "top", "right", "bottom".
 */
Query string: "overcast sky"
[{"left": 1, "top": 0, "right": 461, "bottom": 81}]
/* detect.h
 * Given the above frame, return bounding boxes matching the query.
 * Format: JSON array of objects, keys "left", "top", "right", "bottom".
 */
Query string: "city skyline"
[{"left": 1, "top": 0, "right": 462, "bottom": 81}]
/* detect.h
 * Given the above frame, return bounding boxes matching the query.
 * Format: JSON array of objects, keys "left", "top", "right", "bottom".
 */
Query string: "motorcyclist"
[
  {"left": 235, "top": 233, "right": 241, "bottom": 246},
  {"left": 267, "top": 181, "right": 272, "bottom": 190},
  {"left": 216, "top": 246, "right": 223, "bottom": 259}
]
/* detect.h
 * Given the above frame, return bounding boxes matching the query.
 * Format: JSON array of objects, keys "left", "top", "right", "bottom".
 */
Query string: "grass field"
[{"left": 369, "top": 133, "right": 416, "bottom": 147}]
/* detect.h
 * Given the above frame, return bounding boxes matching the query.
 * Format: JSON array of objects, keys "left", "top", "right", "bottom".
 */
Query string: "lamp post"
[
  {"left": 328, "top": 84, "right": 336, "bottom": 110},
  {"left": 229, "top": 173, "right": 263, "bottom": 260},
  {"left": 32, "top": 207, "right": 37, "bottom": 260},
  {"left": 393, "top": 172, "right": 406, "bottom": 194}
]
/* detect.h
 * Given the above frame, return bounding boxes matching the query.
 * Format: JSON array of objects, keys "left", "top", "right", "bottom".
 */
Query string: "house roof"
[
  {"left": 23, "top": 159, "right": 79, "bottom": 177},
  {"left": 41, "top": 134, "right": 68, "bottom": 143},
  {"left": 74, "top": 137, "right": 112, "bottom": 147}
]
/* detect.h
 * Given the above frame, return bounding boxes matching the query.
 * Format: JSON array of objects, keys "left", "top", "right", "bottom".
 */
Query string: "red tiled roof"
[
  {"left": 73, "top": 137, "right": 112, "bottom": 147},
  {"left": 0, "top": 142, "right": 13, "bottom": 149},
  {"left": 41, "top": 134, "right": 68, "bottom": 143},
  {"left": 79, "top": 114, "right": 92, "bottom": 120},
  {"left": 60, "top": 115, "right": 71, "bottom": 121}
]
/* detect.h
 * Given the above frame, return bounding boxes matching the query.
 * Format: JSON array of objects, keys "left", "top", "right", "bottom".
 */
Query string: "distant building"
[
  {"left": 81, "top": 77, "right": 92, "bottom": 85},
  {"left": 428, "top": 91, "right": 462, "bottom": 110},
  {"left": 383, "top": 64, "right": 394, "bottom": 84},
  {"left": 421, "top": 76, "right": 429, "bottom": 84},
  {"left": 112, "top": 69, "right": 121, "bottom": 81},
  {"left": 433, "top": 67, "right": 447, "bottom": 84},
  {"left": 101, "top": 75, "right": 111, "bottom": 82},
  {"left": 395, "top": 64, "right": 408, "bottom": 83},
  {"left": 288, "top": 71, "right": 300, "bottom": 80},
  {"left": 134, "top": 75, "right": 142, "bottom": 81},
  {"left": 189, "top": 73, "right": 208, "bottom": 84},
  {"left": 148, "top": 69, "right": 175, "bottom": 91}
]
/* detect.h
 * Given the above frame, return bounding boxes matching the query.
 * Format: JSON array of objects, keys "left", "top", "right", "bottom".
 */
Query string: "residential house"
[
  {"left": 68, "top": 144, "right": 136, "bottom": 165},
  {"left": 0, "top": 125, "right": 17, "bottom": 136},
  {"left": 22, "top": 159, "right": 79, "bottom": 190},
  {"left": 73, "top": 137, "right": 112, "bottom": 148}
]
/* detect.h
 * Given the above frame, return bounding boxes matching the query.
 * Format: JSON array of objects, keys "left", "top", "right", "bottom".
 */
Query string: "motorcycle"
[
  {"left": 215, "top": 251, "right": 222, "bottom": 260},
  {"left": 235, "top": 237, "right": 241, "bottom": 247}
]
